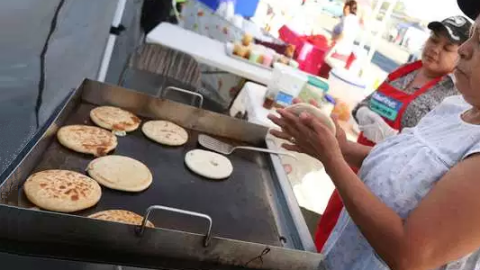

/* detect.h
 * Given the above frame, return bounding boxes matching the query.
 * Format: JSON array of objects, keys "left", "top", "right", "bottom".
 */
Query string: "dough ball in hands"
[{"left": 286, "top": 104, "right": 336, "bottom": 135}]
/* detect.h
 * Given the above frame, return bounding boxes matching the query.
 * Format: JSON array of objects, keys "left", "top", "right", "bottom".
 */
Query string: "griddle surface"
[{"left": 19, "top": 103, "right": 282, "bottom": 246}]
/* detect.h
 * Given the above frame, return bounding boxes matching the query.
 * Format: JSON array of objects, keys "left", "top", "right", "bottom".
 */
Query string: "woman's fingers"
[
  {"left": 331, "top": 114, "right": 342, "bottom": 130},
  {"left": 282, "top": 111, "right": 320, "bottom": 138},
  {"left": 300, "top": 113, "right": 330, "bottom": 136},
  {"left": 268, "top": 113, "right": 287, "bottom": 127},
  {"left": 281, "top": 143, "right": 303, "bottom": 153},
  {"left": 277, "top": 109, "right": 305, "bottom": 137},
  {"left": 292, "top": 98, "right": 319, "bottom": 107},
  {"left": 277, "top": 109, "right": 297, "bottom": 122},
  {"left": 309, "top": 99, "right": 319, "bottom": 107},
  {"left": 269, "top": 112, "right": 300, "bottom": 140},
  {"left": 278, "top": 110, "right": 309, "bottom": 132},
  {"left": 269, "top": 129, "right": 292, "bottom": 140}
]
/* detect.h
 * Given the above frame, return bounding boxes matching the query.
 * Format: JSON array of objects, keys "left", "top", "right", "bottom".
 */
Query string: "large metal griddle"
[{"left": 0, "top": 79, "right": 324, "bottom": 270}]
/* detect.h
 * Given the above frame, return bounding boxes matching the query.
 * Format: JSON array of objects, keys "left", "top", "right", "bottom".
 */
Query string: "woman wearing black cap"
[
  {"left": 315, "top": 15, "right": 471, "bottom": 253},
  {"left": 268, "top": 0, "right": 480, "bottom": 268}
]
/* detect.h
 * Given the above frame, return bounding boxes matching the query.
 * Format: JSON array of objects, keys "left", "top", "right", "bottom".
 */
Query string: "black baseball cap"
[
  {"left": 428, "top": 16, "right": 472, "bottom": 44},
  {"left": 457, "top": 0, "right": 479, "bottom": 20}
]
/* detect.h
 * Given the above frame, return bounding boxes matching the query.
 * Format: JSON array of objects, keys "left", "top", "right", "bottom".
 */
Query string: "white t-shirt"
[{"left": 334, "top": 14, "right": 360, "bottom": 56}]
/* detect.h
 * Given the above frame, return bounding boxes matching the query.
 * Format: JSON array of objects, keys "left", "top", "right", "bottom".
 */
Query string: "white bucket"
[{"left": 328, "top": 68, "right": 367, "bottom": 110}]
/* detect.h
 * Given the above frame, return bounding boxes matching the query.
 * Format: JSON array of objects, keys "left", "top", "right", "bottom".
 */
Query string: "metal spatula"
[{"left": 198, "top": 134, "right": 298, "bottom": 160}]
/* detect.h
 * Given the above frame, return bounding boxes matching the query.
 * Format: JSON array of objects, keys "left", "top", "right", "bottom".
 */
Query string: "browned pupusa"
[
  {"left": 87, "top": 155, "right": 153, "bottom": 192},
  {"left": 142, "top": 120, "right": 188, "bottom": 146},
  {"left": 24, "top": 170, "right": 101, "bottom": 213},
  {"left": 90, "top": 106, "right": 141, "bottom": 132},
  {"left": 88, "top": 210, "right": 155, "bottom": 228},
  {"left": 57, "top": 125, "right": 117, "bottom": 156}
]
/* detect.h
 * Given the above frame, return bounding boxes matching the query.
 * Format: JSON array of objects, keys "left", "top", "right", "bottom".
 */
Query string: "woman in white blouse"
[
  {"left": 331, "top": 0, "right": 360, "bottom": 57},
  {"left": 268, "top": 0, "right": 480, "bottom": 268}
]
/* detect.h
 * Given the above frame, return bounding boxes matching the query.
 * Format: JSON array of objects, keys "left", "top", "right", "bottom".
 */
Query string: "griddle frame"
[{"left": 0, "top": 79, "right": 321, "bottom": 270}]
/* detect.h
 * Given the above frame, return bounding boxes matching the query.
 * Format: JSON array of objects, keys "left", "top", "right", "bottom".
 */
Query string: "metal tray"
[{"left": 0, "top": 79, "right": 322, "bottom": 270}]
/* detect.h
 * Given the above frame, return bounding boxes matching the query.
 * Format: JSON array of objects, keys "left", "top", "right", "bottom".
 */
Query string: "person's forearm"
[
  {"left": 342, "top": 141, "right": 372, "bottom": 168},
  {"left": 325, "top": 159, "right": 408, "bottom": 269}
]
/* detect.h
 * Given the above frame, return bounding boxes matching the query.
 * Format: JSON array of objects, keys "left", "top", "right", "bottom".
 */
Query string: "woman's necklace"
[
  {"left": 405, "top": 69, "right": 439, "bottom": 92},
  {"left": 405, "top": 73, "right": 427, "bottom": 92}
]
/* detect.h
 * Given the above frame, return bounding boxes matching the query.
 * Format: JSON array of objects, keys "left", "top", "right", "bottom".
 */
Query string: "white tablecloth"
[{"left": 146, "top": 23, "right": 273, "bottom": 85}]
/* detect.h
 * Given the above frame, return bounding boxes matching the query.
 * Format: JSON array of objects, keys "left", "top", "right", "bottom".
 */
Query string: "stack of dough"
[
  {"left": 88, "top": 210, "right": 154, "bottom": 228},
  {"left": 57, "top": 125, "right": 118, "bottom": 156},
  {"left": 90, "top": 106, "right": 141, "bottom": 135},
  {"left": 142, "top": 120, "right": 188, "bottom": 146},
  {"left": 87, "top": 155, "right": 152, "bottom": 192},
  {"left": 24, "top": 170, "right": 102, "bottom": 213}
]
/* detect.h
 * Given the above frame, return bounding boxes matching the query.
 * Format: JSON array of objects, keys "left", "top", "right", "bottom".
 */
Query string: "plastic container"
[
  {"left": 298, "top": 76, "right": 329, "bottom": 104},
  {"left": 321, "top": 94, "right": 336, "bottom": 116},
  {"left": 263, "top": 63, "right": 307, "bottom": 109},
  {"left": 289, "top": 59, "right": 299, "bottom": 69},
  {"left": 249, "top": 47, "right": 262, "bottom": 63},
  {"left": 262, "top": 49, "right": 275, "bottom": 67},
  {"left": 328, "top": 68, "right": 366, "bottom": 112},
  {"left": 216, "top": 1, "right": 228, "bottom": 17},
  {"left": 263, "top": 63, "right": 284, "bottom": 109},
  {"left": 216, "top": 0, "right": 235, "bottom": 21},
  {"left": 225, "top": 0, "right": 235, "bottom": 21},
  {"left": 272, "top": 64, "right": 308, "bottom": 108}
]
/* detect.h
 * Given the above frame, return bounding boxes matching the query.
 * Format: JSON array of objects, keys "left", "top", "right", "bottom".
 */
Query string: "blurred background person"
[{"left": 320, "top": 0, "right": 361, "bottom": 78}]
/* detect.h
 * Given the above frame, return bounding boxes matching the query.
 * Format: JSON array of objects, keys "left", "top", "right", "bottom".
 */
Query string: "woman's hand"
[
  {"left": 268, "top": 109, "right": 345, "bottom": 168},
  {"left": 283, "top": 98, "right": 350, "bottom": 158}
]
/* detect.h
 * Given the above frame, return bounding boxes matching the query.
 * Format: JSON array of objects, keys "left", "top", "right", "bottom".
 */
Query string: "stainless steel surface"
[
  {"left": 162, "top": 86, "right": 204, "bottom": 108},
  {"left": 136, "top": 205, "right": 212, "bottom": 247},
  {"left": 0, "top": 206, "right": 325, "bottom": 270},
  {"left": 0, "top": 251, "right": 151, "bottom": 270},
  {"left": 0, "top": 79, "right": 321, "bottom": 269},
  {"left": 198, "top": 134, "right": 298, "bottom": 160},
  {"left": 266, "top": 139, "right": 317, "bottom": 252},
  {"left": 83, "top": 80, "right": 267, "bottom": 145}
]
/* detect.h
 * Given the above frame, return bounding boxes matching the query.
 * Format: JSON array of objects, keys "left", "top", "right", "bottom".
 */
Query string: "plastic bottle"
[
  {"left": 216, "top": 0, "right": 228, "bottom": 17},
  {"left": 225, "top": 0, "right": 236, "bottom": 21},
  {"left": 321, "top": 94, "right": 336, "bottom": 116}
]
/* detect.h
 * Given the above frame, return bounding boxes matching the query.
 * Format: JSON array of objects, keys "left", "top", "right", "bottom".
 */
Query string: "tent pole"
[
  {"left": 358, "top": 0, "right": 384, "bottom": 55},
  {"left": 98, "top": 0, "right": 126, "bottom": 82},
  {"left": 361, "top": 0, "right": 397, "bottom": 79}
]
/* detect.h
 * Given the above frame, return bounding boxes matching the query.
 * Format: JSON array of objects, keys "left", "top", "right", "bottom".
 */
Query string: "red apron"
[{"left": 314, "top": 61, "right": 444, "bottom": 252}]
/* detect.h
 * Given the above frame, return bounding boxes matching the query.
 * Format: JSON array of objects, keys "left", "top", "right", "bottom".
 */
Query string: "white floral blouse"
[{"left": 323, "top": 96, "right": 480, "bottom": 270}]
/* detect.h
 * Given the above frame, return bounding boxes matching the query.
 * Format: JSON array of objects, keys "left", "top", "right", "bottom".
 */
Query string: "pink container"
[{"left": 262, "top": 53, "right": 274, "bottom": 67}]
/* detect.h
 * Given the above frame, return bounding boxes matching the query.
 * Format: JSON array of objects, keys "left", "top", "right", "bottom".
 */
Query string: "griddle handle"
[
  {"left": 136, "top": 205, "right": 213, "bottom": 247},
  {"left": 161, "top": 86, "right": 204, "bottom": 108}
]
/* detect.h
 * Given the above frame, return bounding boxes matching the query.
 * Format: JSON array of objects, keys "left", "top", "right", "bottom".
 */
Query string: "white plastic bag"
[{"left": 217, "top": 0, "right": 235, "bottom": 21}]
